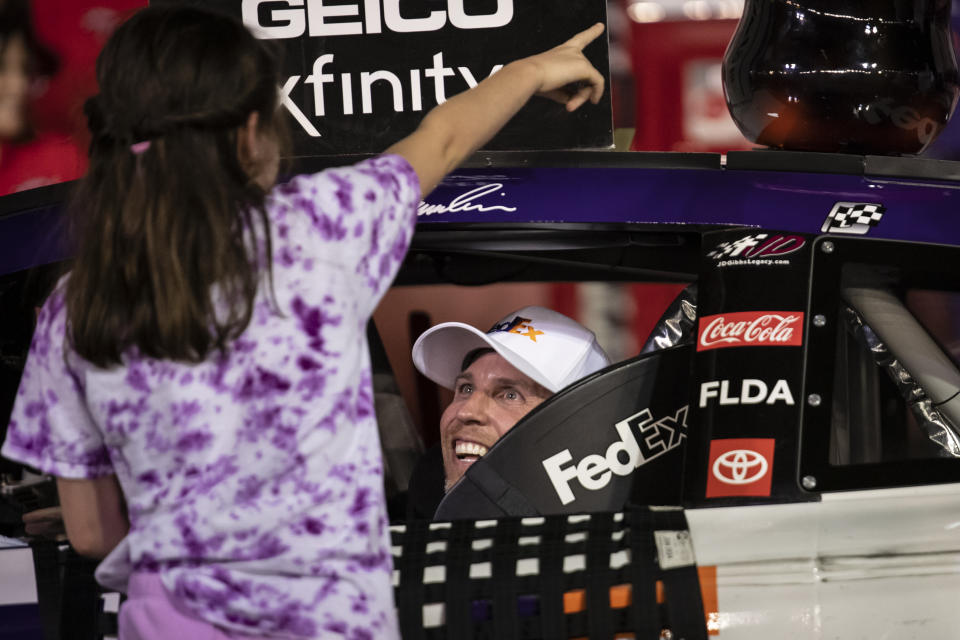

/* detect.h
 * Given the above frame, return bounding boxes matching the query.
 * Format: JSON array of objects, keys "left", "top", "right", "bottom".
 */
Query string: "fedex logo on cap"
[{"left": 488, "top": 316, "right": 544, "bottom": 342}]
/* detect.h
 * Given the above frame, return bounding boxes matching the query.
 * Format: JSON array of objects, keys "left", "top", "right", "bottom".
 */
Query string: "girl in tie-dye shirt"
[{"left": 1, "top": 5, "right": 606, "bottom": 639}]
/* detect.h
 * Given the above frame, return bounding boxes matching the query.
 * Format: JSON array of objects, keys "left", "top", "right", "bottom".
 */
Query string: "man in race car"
[{"left": 409, "top": 306, "right": 610, "bottom": 514}]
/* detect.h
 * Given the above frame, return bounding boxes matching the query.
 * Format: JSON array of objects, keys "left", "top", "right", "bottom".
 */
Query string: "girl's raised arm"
[{"left": 386, "top": 23, "right": 606, "bottom": 198}]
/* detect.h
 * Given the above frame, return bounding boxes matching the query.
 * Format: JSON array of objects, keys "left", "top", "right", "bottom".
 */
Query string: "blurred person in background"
[
  {"left": 29, "top": 0, "right": 146, "bottom": 157},
  {"left": 0, "top": 0, "right": 85, "bottom": 196}
]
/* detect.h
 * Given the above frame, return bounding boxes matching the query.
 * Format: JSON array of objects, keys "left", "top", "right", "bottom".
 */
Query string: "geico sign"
[
  {"left": 542, "top": 406, "right": 688, "bottom": 506},
  {"left": 699, "top": 379, "right": 794, "bottom": 407},
  {"left": 242, "top": 0, "right": 514, "bottom": 38}
]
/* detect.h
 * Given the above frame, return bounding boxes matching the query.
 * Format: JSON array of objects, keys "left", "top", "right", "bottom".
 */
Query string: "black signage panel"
[
  {"left": 162, "top": 0, "right": 612, "bottom": 155},
  {"left": 685, "top": 228, "right": 817, "bottom": 508}
]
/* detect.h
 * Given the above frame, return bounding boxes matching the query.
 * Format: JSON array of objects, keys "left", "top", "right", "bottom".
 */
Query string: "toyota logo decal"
[{"left": 712, "top": 449, "right": 769, "bottom": 485}]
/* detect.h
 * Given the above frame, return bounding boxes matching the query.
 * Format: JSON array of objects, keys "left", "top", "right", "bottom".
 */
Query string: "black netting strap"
[
  {"left": 394, "top": 518, "right": 428, "bottom": 640},
  {"left": 625, "top": 506, "right": 661, "bottom": 640},
  {"left": 585, "top": 512, "right": 616, "bottom": 640},
  {"left": 30, "top": 541, "right": 62, "bottom": 640},
  {"left": 390, "top": 507, "right": 705, "bottom": 639},
  {"left": 100, "top": 607, "right": 120, "bottom": 638},
  {"left": 491, "top": 518, "right": 522, "bottom": 640},
  {"left": 652, "top": 509, "right": 708, "bottom": 640},
  {"left": 537, "top": 516, "right": 567, "bottom": 640},
  {"left": 59, "top": 547, "right": 101, "bottom": 640},
  {"left": 443, "top": 520, "right": 475, "bottom": 640}
]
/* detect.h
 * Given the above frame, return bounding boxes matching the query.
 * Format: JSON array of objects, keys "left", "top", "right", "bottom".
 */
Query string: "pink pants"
[{"left": 119, "top": 573, "right": 271, "bottom": 640}]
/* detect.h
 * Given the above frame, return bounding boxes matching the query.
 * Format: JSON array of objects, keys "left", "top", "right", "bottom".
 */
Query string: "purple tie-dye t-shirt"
[{"left": 1, "top": 155, "right": 420, "bottom": 638}]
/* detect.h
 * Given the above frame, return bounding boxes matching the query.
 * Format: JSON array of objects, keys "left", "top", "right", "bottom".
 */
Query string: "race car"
[{"left": 2, "top": 149, "right": 960, "bottom": 638}]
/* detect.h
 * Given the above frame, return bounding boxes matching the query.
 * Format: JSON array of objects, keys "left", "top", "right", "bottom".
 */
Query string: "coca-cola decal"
[
  {"left": 697, "top": 311, "right": 804, "bottom": 352},
  {"left": 707, "top": 233, "right": 806, "bottom": 268},
  {"left": 706, "top": 438, "right": 775, "bottom": 498}
]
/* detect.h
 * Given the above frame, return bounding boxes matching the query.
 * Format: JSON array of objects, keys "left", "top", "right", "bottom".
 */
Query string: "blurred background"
[
  {"left": 5, "top": 0, "right": 960, "bottom": 439},
  {"left": 9, "top": 0, "right": 960, "bottom": 195},
  {"left": 1, "top": 0, "right": 746, "bottom": 199},
  {"left": 0, "top": 0, "right": 143, "bottom": 196},
  {"left": 7, "top": 0, "right": 960, "bottom": 192}
]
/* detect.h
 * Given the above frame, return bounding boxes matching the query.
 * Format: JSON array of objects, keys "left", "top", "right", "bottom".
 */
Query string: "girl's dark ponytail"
[{"left": 66, "top": 6, "right": 288, "bottom": 367}]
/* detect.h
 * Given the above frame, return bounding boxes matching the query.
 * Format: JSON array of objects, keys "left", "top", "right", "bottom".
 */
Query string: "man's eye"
[
  {"left": 458, "top": 383, "right": 473, "bottom": 395},
  {"left": 502, "top": 389, "right": 521, "bottom": 401}
]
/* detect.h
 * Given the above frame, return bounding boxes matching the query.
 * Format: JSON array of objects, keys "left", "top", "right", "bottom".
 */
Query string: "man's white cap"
[{"left": 411, "top": 306, "right": 611, "bottom": 393}]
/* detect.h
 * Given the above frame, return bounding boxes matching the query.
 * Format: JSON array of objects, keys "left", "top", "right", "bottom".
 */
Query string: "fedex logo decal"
[
  {"left": 488, "top": 316, "right": 544, "bottom": 342},
  {"left": 706, "top": 438, "right": 775, "bottom": 498},
  {"left": 542, "top": 406, "right": 688, "bottom": 506},
  {"left": 698, "top": 311, "right": 803, "bottom": 351}
]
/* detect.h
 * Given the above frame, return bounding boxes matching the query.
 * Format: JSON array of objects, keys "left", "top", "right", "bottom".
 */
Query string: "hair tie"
[{"left": 130, "top": 141, "right": 151, "bottom": 155}]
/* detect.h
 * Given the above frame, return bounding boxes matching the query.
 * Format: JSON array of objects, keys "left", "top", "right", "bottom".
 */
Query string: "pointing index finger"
[{"left": 566, "top": 22, "right": 606, "bottom": 51}]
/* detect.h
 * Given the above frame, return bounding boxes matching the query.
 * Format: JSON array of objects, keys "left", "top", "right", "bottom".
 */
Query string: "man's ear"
[{"left": 237, "top": 111, "right": 261, "bottom": 171}]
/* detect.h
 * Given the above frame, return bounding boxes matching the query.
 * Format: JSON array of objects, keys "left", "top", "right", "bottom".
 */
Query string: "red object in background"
[
  {"left": 550, "top": 282, "right": 580, "bottom": 321},
  {"left": 0, "top": 134, "right": 85, "bottom": 196},
  {"left": 0, "top": 1, "right": 146, "bottom": 197},
  {"left": 30, "top": 0, "right": 146, "bottom": 143},
  {"left": 630, "top": 282, "right": 689, "bottom": 347},
  {"left": 550, "top": 281, "right": 688, "bottom": 357},
  {"left": 628, "top": 16, "right": 752, "bottom": 153},
  {"left": 622, "top": 12, "right": 750, "bottom": 349}
]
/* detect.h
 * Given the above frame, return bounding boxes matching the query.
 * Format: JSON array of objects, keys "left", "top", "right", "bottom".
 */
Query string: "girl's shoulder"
[
  {"left": 35, "top": 274, "right": 71, "bottom": 331},
  {"left": 268, "top": 155, "right": 419, "bottom": 211},
  {"left": 264, "top": 155, "right": 420, "bottom": 250}
]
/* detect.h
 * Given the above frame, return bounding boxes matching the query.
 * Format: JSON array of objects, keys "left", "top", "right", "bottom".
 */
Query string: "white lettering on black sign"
[
  {"left": 243, "top": 0, "right": 515, "bottom": 38},
  {"left": 698, "top": 379, "right": 795, "bottom": 408},
  {"left": 542, "top": 406, "right": 688, "bottom": 506},
  {"left": 242, "top": 1, "right": 516, "bottom": 136},
  {"left": 280, "top": 53, "right": 504, "bottom": 136}
]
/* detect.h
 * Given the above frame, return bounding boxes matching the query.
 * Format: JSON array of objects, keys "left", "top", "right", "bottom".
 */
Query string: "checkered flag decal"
[{"left": 822, "top": 202, "right": 886, "bottom": 235}]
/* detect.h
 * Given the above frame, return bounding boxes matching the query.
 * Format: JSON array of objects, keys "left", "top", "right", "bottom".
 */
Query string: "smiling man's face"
[{"left": 439, "top": 351, "right": 551, "bottom": 490}]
